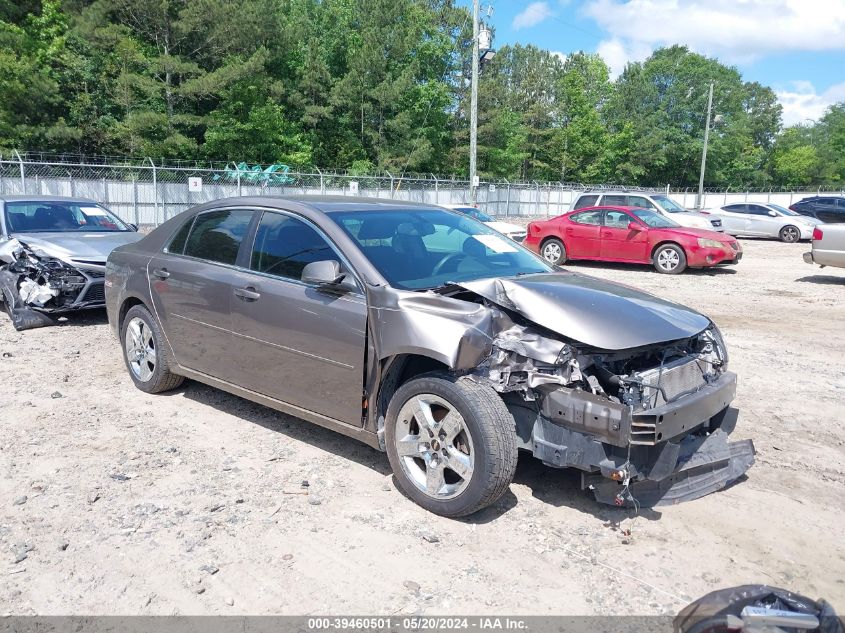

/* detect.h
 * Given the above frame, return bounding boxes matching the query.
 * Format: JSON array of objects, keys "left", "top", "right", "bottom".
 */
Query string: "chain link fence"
[{"left": 2, "top": 152, "right": 843, "bottom": 227}]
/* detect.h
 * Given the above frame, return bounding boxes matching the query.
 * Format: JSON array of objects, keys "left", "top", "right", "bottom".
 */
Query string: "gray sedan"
[
  {"left": 106, "top": 196, "right": 754, "bottom": 516},
  {"left": 705, "top": 202, "right": 820, "bottom": 242},
  {"left": 0, "top": 195, "right": 141, "bottom": 330}
]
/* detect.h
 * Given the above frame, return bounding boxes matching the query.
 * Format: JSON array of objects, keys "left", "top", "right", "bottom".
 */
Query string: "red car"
[{"left": 523, "top": 206, "right": 742, "bottom": 274}]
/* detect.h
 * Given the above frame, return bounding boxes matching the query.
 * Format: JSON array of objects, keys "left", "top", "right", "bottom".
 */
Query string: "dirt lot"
[{"left": 1, "top": 238, "right": 843, "bottom": 616}]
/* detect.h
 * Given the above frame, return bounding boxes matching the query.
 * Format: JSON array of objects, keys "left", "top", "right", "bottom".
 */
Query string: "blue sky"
[{"left": 458, "top": 0, "right": 845, "bottom": 125}]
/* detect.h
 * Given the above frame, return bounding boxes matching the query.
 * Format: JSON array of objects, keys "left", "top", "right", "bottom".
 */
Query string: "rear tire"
[
  {"left": 540, "top": 238, "right": 566, "bottom": 265},
  {"left": 653, "top": 243, "right": 687, "bottom": 274},
  {"left": 779, "top": 225, "right": 800, "bottom": 243},
  {"left": 385, "top": 372, "right": 517, "bottom": 517},
  {"left": 121, "top": 304, "right": 184, "bottom": 394}
]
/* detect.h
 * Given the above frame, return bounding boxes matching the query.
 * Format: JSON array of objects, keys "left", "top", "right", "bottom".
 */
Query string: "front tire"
[
  {"left": 653, "top": 243, "right": 687, "bottom": 274},
  {"left": 779, "top": 225, "right": 800, "bottom": 243},
  {"left": 541, "top": 238, "right": 566, "bottom": 265},
  {"left": 384, "top": 372, "right": 517, "bottom": 517},
  {"left": 121, "top": 304, "right": 184, "bottom": 394}
]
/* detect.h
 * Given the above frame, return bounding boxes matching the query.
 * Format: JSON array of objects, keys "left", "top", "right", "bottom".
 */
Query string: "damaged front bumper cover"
[{"left": 515, "top": 372, "right": 755, "bottom": 506}]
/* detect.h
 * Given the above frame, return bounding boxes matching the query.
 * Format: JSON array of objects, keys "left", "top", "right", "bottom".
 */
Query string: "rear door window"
[
  {"left": 183, "top": 209, "right": 254, "bottom": 265},
  {"left": 627, "top": 196, "right": 656, "bottom": 209},
  {"left": 570, "top": 210, "right": 603, "bottom": 225},
  {"left": 604, "top": 210, "right": 631, "bottom": 228},
  {"left": 603, "top": 194, "right": 627, "bottom": 206},
  {"left": 573, "top": 195, "right": 599, "bottom": 209}
]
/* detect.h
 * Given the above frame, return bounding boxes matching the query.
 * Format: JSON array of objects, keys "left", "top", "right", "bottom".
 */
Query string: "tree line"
[{"left": 2, "top": 0, "right": 843, "bottom": 188}]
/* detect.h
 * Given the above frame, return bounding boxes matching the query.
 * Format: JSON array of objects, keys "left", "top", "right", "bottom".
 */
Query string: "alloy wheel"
[
  {"left": 781, "top": 226, "right": 800, "bottom": 242},
  {"left": 125, "top": 317, "right": 156, "bottom": 382},
  {"left": 657, "top": 248, "right": 681, "bottom": 271},
  {"left": 542, "top": 242, "right": 562, "bottom": 263},
  {"left": 393, "top": 394, "right": 475, "bottom": 499}
]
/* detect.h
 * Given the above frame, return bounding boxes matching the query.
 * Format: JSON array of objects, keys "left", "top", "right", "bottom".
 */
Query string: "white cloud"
[
  {"left": 777, "top": 81, "right": 845, "bottom": 126},
  {"left": 550, "top": 50, "right": 568, "bottom": 64},
  {"left": 596, "top": 38, "right": 651, "bottom": 78},
  {"left": 513, "top": 2, "right": 554, "bottom": 29},
  {"left": 583, "top": 0, "right": 845, "bottom": 69}
]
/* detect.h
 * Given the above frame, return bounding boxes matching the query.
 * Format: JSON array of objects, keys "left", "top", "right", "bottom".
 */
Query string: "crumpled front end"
[
  {"left": 433, "top": 274, "right": 756, "bottom": 507},
  {"left": 0, "top": 238, "right": 105, "bottom": 330}
]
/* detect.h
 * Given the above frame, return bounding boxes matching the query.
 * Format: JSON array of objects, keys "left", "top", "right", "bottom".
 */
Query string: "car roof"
[
  {"left": 190, "top": 195, "right": 447, "bottom": 215},
  {"left": 0, "top": 195, "right": 99, "bottom": 204}
]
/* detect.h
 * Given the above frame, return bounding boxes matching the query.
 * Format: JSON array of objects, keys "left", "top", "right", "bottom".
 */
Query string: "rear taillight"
[{"left": 813, "top": 227, "right": 824, "bottom": 241}]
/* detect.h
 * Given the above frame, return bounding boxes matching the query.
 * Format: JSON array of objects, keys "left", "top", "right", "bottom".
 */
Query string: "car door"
[
  {"left": 563, "top": 209, "right": 603, "bottom": 258},
  {"left": 717, "top": 204, "right": 748, "bottom": 234},
  {"left": 746, "top": 204, "right": 780, "bottom": 236},
  {"left": 600, "top": 209, "right": 649, "bottom": 261},
  {"left": 147, "top": 208, "right": 256, "bottom": 380},
  {"left": 228, "top": 210, "right": 367, "bottom": 426}
]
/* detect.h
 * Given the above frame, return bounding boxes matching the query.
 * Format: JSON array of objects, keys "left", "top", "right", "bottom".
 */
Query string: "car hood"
[
  {"left": 484, "top": 220, "right": 525, "bottom": 235},
  {"left": 670, "top": 212, "right": 712, "bottom": 227},
  {"left": 11, "top": 232, "right": 143, "bottom": 265},
  {"left": 655, "top": 226, "right": 732, "bottom": 241},
  {"left": 457, "top": 272, "right": 711, "bottom": 350}
]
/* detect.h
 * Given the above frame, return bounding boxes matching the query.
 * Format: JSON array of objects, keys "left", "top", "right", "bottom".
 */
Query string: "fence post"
[
  {"left": 102, "top": 177, "right": 107, "bottom": 206},
  {"left": 432, "top": 174, "right": 439, "bottom": 205},
  {"left": 387, "top": 172, "right": 395, "bottom": 199},
  {"left": 132, "top": 176, "right": 139, "bottom": 226},
  {"left": 148, "top": 158, "right": 159, "bottom": 225},
  {"left": 316, "top": 166, "right": 324, "bottom": 195},
  {"left": 14, "top": 150, "right": 25, "bottom": 193},
  {"left": 504, "top": 179, "right": 510, "bottom": 216},
  {"left": 236, "top": 165, "right": 242, "bottom": 197}
]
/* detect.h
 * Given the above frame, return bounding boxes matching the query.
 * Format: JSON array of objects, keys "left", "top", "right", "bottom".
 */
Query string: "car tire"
[
  {"left": 653, "top": 243, "right": 687, "bottom": 274},
  {"left": 384, "top": 372, "right": 517, "bottom": 517},
  {"left": 540, "top": 238, "right": 567, "bottom": 265},
  {"left": 121, "top": 304, "right": 184, "bottom": 394},
  {"left": 779, "top": 225, "right": 800, "bottom": 243}
]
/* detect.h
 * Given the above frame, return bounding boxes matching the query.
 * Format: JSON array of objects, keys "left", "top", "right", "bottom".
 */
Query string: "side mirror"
[
  {"left": 767, "top": 210, "right": 778, "bottom": 217},
  {"left": 628, "top": 221, "right": 643, "bottom": 232},
  {"left": 301, "top": 260, "right": 357, "bottom": 292}
]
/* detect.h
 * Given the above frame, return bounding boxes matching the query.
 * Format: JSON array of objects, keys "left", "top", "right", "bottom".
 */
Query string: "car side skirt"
[{"left": 174, "top": 365, "right": 382, "bottom": 450}]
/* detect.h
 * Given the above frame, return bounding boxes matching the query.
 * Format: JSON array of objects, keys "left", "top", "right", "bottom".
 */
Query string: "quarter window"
[
  {"left": 573, "top": 195, "right": 598, "bottom": 209},
  {"left": 570, "top": 210, "right": 603, "bottom": 225},
  {"left": 724, "top": 204, "right": 747, "bottom": 213},
  {"left": 166, "top": 217, "right": 194, "bottom": 254},
  {"left": 250, "top": 213, "right": 336, "bottom": 281},
  {"left": 183, "top": 209, "right": 253, "bottom": 265}
]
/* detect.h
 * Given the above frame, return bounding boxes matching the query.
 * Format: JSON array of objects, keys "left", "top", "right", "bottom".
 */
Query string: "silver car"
[
  {"left": 804, "top": 224, "right": 845, "bottom": 269},
  {"left": 706, "top": 202, "right": 820, "bottom": 242},
  {"left": 0, "top": 195, "right": 141, "bottom": 330},
  {"left": 571, "top": 191, "right": 723, "bottom": 232}
]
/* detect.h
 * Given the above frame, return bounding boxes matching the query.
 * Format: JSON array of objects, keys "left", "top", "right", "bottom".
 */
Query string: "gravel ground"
[{"left": 0, "top": 238, "right": 843, "bottom": 616}]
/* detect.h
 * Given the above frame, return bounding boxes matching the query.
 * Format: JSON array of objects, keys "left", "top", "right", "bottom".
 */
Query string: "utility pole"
[
  {"left": 697, "top": 82, "right": 714, "bottom": 210},
  {"left": 469, "top": 0, "right": 479, "bottom": 205}
]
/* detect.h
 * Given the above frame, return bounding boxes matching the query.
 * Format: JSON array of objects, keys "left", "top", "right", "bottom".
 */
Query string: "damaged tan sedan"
[{"left": 105, "top": 197, "right": 754, "bottom": 517}]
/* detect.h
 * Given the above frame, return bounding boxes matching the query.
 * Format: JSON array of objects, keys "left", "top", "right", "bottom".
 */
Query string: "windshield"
[
  {"left": 651, "top": 195, "right": 687, "bottom": 213},
  {"left": 329, "top": 208, "right": 551, "bottom": 290},
  {"left": 451, "top": 206, "right": 493, "bottom": 222},
  {"left": 769, "top": 203, "right": 798, "bottom": 216},
  {"left": 4, "top": 201, "right": 132, "bottom": 233},
  {"left": 631, "top": 208, "right": 680, "bottom": 228}
]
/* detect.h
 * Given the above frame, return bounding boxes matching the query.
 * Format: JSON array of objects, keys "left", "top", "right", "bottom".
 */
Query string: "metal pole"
[
  {"left": 133, "top": 176, "right": 139, "bottom": 226},
  {"left": 697, "top": 82, "right": 714, "bottom": 210},
  {"left": 504, "top": 179, "right": 510, "bottom": 216},
  {"left": 14, "top": 150, "right": 25, "bottom": 192},
  {"left": 432, "top": 174, "right": 439, "bottom": 205},
  {"left": 148, "top": 158, "right": 159, "bottom": 225},
  {"left": 469, "top": 0, "right": 479, "bottom": 206},
  {"left": 316, "top": 166, "right": 324, "bottom": 195},
  {"left": 388, "top": 171, "right": 395, "bottom": 199}
]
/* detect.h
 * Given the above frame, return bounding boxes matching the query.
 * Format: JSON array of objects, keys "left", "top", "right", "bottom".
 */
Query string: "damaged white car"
[{"left": 0, "top": 196, "right": 141, "bottom": 330}]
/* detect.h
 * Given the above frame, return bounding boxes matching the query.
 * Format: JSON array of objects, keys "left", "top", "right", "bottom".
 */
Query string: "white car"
[
  {"left": 804, "top": 224, "right": 845, "bottom": 269},
  {"left": 705, "top": 202, "right": 820, "bottom": 243},
  {"left": 443, "top": 204, "right": 527, "bottom": 241},
  {"left": 571, "top": 192, "right": 723, "bottom": 232}
]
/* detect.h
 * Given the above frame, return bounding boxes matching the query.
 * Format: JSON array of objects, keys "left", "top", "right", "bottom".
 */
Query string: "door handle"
[
  {"left": 152, "top": 268, "right": 170, "bottom": 280},
  {"left": 601, "top": 231, "right": 612, "bottom": 237},
  {"left": 234, "top": 286, "right": 261, "bottom": 301}
]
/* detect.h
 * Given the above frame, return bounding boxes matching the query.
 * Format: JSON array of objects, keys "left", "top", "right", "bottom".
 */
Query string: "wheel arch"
[
  {"left": 650, "top": 239, "right": 686, "bottom": 259},
  {"left": 118, "top": 295, "right": 148, "bottom": 331}
]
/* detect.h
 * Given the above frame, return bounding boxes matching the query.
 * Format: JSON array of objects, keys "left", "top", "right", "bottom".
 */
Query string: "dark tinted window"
[
  {"left": 573, "top": 195, "right": 598, "bottom": 209},
  {"left": 251, "top": 213, "right": 336, "bottom": 280},
  {"left": 748, "top": 205, "right": 770, "bottom": 216},
  {"left": 570, "top": 210, "right": 603, "bottom": 225},
  {"left": 603, "top": 194, "right": 627, "bottom": 206},
  {"left": 184, "top": 209, "right": 253, "bottom": 265},
  {"left": 166, "top": 217, "right": 194, "bottom": 254},
  {"left": 724, "top": 204, "right": 747, "bottom": 213}
]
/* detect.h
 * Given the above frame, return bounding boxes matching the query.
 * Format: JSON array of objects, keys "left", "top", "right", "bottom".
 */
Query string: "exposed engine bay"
[
  {"left": 0, "top": 239, "right": 103, "bottom": 330},
  {"left": 422, "top": 280, "right": 755, "bottom": 507}
]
